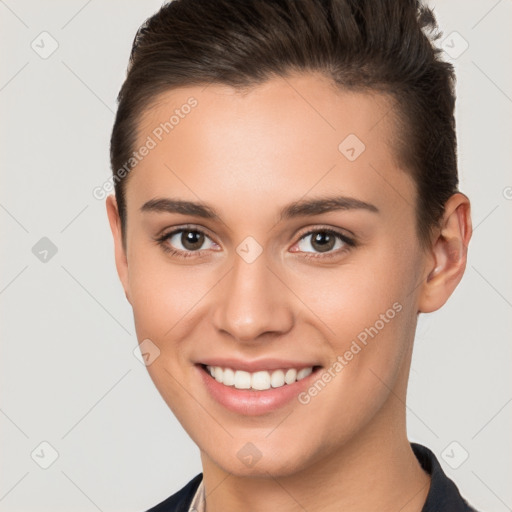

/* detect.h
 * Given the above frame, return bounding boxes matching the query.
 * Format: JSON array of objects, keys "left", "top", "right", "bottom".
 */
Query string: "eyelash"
[{"left": 154, "top": 225, "right": 356, "bottom": 261}]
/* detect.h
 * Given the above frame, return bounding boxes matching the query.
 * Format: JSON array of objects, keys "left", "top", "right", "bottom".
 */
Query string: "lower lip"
[{"left": 196, "top": 364, "right": 322, "bottom": 416}]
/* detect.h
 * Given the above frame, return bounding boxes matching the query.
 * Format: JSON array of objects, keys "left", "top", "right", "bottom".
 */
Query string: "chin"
[{"left": 201, "top": 437, "right": 323, "bottom": 479}]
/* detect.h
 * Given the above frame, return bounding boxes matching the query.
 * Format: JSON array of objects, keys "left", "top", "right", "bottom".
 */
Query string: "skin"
[{"left": 106, "top": 72, "right": 472, "bottom": 512}]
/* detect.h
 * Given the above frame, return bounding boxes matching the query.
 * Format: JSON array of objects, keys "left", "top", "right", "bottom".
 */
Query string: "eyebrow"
[{"left": 140, "top": 195, "right": 379, "bottom": 221}]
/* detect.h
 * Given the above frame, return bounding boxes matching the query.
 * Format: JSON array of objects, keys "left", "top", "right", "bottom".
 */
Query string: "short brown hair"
[{"left": 110, "top": 0, "right": 458, "bottom": 250}]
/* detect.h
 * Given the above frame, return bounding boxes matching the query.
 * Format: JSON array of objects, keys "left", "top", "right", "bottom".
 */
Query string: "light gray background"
[{"left": 1, "top": 1, "right": 511, "bottom": 511}]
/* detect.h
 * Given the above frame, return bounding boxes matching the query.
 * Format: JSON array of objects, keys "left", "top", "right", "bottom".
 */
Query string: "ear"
[
  {"left": 106, "top": 194, "right": 131, "bottom": 305},
  {"left": 417, "top": 192, "right": 472, "bottom": 313}
]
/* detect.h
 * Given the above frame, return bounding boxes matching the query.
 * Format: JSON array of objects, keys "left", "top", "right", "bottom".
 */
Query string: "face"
[{"left": 108, "top": 72, "right": 433, "bottom": 477}]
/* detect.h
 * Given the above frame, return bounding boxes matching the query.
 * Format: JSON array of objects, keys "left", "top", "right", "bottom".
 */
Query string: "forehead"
[
  {"left": 128, "top": 72, "right": 414, "bottom": 222},
  {"left": 137, "top": 72, "right": 396, "bottom": 152}
]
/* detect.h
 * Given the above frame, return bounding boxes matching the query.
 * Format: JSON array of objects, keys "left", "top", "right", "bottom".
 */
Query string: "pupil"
[
  {"left": 182, "top": 231, "right": 204, "bottom": 250},
  {"left": 312, "top": 232, "right": 334, "bottom": 252}
]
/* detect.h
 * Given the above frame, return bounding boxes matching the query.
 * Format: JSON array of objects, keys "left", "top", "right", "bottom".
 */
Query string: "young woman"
[{"left": 106, "top": 0, "right": 478, "bottom": 510}]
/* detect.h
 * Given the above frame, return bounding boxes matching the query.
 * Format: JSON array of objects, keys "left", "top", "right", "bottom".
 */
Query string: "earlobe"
[
  {"left": 105, "top": 194, "right": 131, "bottom": 305},
  {"left": 418, "top": 193, "right": 472, "bottom": 313}
]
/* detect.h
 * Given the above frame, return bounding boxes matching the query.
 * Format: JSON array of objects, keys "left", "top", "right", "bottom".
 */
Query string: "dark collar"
[
  {"left": 145, "top": 443, "right": 479, "bottom": 511},
  {"left": 411, "top": 443, "right": 478, "bottom": 511}
]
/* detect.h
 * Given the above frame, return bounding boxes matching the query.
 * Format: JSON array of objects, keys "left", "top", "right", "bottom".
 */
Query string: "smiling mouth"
[{"left": 199, "top": 363, "right": 323, "bottom": 391}]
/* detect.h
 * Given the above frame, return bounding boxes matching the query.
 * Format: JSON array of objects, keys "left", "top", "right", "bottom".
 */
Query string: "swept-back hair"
[{"left": 110, "top": 0, "right": 458, "bottom": 250}]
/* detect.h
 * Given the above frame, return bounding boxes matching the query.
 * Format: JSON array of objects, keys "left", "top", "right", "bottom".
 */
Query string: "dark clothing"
[
  {"left": 144, "top": 442, "right": 479, "bottom": 511},
  {"left": 412, "top": 443, "right": 478, "bottom": 511}
]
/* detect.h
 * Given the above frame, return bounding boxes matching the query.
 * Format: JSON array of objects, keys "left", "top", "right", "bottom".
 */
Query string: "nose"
[{"left": 212, "top": 247, "right": 294, "bottom": 343}]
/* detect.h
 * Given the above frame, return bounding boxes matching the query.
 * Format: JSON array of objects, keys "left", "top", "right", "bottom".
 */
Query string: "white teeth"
[
  {"left": 205, "top": 365, "right": 315, "bottom": 390},
  {"left": 284, "top": 368, "right": 297, "bottom": 384},
  {"left": 251, "top": 371, "right": 271, "bottom": 390},
  {"left": 270, "top": 369, "right": 285, "bottom": 388},
  {"left": 234, "top": 370, "right": 251, "bottom": 389},
  {"left": 297, "top": 367, "right": 313, "bottom": 380},
  {"left": 223, "top": 367, "right": 235, "bottom": 386}
]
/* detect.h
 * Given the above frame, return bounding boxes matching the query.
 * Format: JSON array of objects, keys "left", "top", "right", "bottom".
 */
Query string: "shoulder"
[
  {"left": 411, "top": 443, "right": 480, "bottom": 512},
  {"left": 143, "top": 473, "right": 203, "bottom": 512}
]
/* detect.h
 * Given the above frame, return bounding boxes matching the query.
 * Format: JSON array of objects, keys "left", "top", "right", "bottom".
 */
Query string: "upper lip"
[{"left": 197, "top": 358, "right": 321, "bottom": 373}]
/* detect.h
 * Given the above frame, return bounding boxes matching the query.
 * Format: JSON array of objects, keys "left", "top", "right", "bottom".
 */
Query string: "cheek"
[
  {"left": 127, "top": 246, "right": 201, "bottom": 335},
  {"left": 287, "top": 242, "right": 419, "bottom": 403},
  {"left": 287, "top": 247, "right": 415, "bottom": 345},
  {"left": 126, "top": 253, "right": 208, "bottom": 416},
  {"left": 291, "top": 301, "right": 414, "bottom": 457},
  {"left": 128, "top": 259, "right": 173, "bottom": 339}
]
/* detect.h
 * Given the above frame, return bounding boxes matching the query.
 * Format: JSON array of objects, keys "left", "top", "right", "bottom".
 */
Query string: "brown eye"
[
  {"left": 295, "top": 229, "right": 355, "bottom": 256},
  {"left": 309, "top": 231, "right": 336, "bottom": 252},
  {"left": 180, "top": 230, "right": 205, "bottom": 251},
  {"left": 157, "top": 227, "right": 217, "bottom": 255}
]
